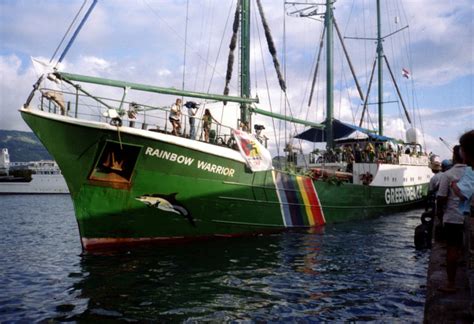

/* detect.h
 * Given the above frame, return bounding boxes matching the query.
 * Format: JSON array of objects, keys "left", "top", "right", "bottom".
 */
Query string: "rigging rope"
[
  {"left": 57, "top": 0, "right": 98, "bottom": 65},
  {"left": 307, "top": 27, "right": 326, "bottom": 108},
  {"left": 223, "top": 0, "right": 241, "bottom": 101},
  {"left": 201, "top": 0, "right": 216, "bottom": 93},
  {"left": 182, "top": 0, "right": 189, "bottom": 92},
  {"left": 192, "top": 2, "right": 207, "bottom": 92},
  {"left": 281, "top": 1, "right": 287, "bottom": 166},
  {"left": 206, "top": 0, "right": 235, "bottom": 94},
  {"left": 253, "top": 2, "right": 281, "bottom": 159},
  {"left": 255, "top": 0, "right": 286, "bottom": 92},
  {"left": 399, "top": 0, "right": 426, "bottom": 149},
  {"left": 302, "top": 27, "right": 321, "bottom": 122},
  {"left": 50, "top": 0, "right": 88, "bottom": 64},
  {"left": 143, "top": 0, "right": 234, "bottom": 91},
  {"left": 362, "top": 0, "right": 369, "bottom": 127}
]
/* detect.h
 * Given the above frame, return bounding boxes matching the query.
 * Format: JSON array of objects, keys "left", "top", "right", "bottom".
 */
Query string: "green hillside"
[{"left": 0, "top": 130, "right": 52, "bottom": 162}]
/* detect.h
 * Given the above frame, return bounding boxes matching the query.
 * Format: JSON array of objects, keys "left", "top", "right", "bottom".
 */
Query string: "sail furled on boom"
[
  {"left": 255, "top": 0, "right": 286, "bottom": 92},
  {"left": 223, "top": 0, "right": 241, "bottom": 101}
]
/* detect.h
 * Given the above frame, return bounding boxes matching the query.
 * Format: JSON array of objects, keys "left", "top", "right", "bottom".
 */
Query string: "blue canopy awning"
[{"left": 294, "top": 119, "right": 394, "bottom": 142}]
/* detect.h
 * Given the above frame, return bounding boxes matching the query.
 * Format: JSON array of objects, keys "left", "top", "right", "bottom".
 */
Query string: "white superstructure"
[{"left": 0, "top": 149, "right": 69, "bottom": 194}]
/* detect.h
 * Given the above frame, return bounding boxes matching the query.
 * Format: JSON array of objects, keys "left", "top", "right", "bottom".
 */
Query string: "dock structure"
[{"left": 424, "top": 217, "right": 474, "bottom": 323}]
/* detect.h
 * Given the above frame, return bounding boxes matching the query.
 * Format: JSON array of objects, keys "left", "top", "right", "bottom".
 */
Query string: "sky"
[{"left": 0, "top": 0, "right": 472, "bottom": 159}]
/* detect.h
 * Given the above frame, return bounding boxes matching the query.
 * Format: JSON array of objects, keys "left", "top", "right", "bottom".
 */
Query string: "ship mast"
[
  {"left": 325, "top": 0, "right": 334, "bottom": 148},
  {"left": 376, "top": 0, "right": 384, "bottom": 135},
  {"left": 240, "top": 0, "right": 251, "bottom": 129}
]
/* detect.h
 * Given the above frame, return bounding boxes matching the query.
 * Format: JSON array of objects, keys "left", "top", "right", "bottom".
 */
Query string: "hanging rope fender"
[
  {"left": 255, "top": 0, "right": 287, "bottom": 92},
  {"left": 223, "top": 0, "right": 241, "bottom": 103}
]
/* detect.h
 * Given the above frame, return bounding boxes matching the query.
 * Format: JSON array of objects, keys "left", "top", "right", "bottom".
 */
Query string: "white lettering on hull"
[
  {"left": 384, "top": 185, "right": 423, "bottom": 204},
  {"left": 197, "top": 160, "right": 235, "bottom": 177},
  {"left": 145, "top": 146, "right": 235, "bottom": 177},
  {"left": 145, "top": 147, "right": 194, "bottom": 166}
]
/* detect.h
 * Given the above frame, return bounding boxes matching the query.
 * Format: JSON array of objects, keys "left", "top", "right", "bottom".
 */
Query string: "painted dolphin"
[{"left": 135, "top": 193, "right": 195, "bottom": 227}]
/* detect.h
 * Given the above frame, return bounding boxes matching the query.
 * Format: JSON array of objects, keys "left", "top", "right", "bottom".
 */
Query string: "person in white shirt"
[
  {"left": 437, "top": 145, "right": 466, "bottom": 293},
  {"left": 169, "top": 98, "right": 182, "bottom": 136}
]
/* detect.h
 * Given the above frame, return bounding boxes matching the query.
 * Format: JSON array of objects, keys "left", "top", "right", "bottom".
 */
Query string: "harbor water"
[{"left": 0, "top": 195, "right": 428, "bottom": 322}]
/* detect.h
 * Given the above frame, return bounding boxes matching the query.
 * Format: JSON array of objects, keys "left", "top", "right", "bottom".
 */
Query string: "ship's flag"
[
  {"left": 402, "top": 68, "right": 411, "bottom": 79},
  {"left": 232, "top": 129, "right": 273, "bottom": 171}
]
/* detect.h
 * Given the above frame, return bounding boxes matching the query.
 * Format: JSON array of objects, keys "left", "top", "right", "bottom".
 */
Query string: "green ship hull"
[{"left": 21, "top": 108, "right": 428, "bottom": 250}]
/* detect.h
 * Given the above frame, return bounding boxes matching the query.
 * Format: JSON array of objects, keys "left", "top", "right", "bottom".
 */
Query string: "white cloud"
[
  {"left": 81, "top": 56, "right": 111, "bottom": 72},
  {"left": 0, "top": 55, "right": 36, "bottom": 131}
]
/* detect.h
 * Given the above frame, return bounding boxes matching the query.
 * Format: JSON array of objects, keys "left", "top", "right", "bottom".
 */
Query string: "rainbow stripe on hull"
[{"left": 273, "top": 171, "right": 325, "bottom": 227}]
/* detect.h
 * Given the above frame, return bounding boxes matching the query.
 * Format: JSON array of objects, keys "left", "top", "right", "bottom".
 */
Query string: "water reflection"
[
  {"left": 59, "top": 214, "right": 426, "bottom": 322},
  {"left": 70, "top": 235, "right": 286, "bottom": 322}
]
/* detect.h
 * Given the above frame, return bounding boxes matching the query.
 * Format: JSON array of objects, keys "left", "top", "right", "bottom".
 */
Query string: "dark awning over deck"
[{"left": 294, "top": 119, "right": 394, "bottom": 143}]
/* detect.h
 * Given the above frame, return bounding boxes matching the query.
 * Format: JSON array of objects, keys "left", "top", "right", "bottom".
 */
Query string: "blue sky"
[{"left": 0, "top": 0, "right": 472, "bottom": 159}]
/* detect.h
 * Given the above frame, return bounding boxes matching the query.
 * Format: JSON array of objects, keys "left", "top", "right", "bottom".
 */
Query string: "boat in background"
[{"left": 0, "top": 148, "right": 69, "bottom": 194}]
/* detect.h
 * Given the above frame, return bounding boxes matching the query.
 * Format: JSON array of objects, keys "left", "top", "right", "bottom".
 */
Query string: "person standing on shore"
[
  {"left": 451, "top": 130, "right": 474, "bottom": 216},
  {"left": 427, "top": 156, "right": 442, "bottom": 211},
  {"left": 436, "top": 145, "right": 467, "bottom": 293}
]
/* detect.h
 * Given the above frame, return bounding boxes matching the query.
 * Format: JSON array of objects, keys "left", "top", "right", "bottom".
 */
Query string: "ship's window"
[{"left": 89, "top": 141, "right": 141, "bottom": 188}]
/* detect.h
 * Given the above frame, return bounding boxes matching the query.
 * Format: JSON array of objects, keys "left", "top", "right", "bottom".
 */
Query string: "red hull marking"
[
  {"left": 81, "top": 229, "right": 285, "bottom": 251},
  {"left": 302, "top": 177, "right": 325, "bottom": 225}
]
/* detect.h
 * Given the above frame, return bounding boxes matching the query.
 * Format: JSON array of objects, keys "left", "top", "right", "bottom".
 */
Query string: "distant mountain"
[{"left": 0, "top": 130, "right": 52, "bottom": 162}]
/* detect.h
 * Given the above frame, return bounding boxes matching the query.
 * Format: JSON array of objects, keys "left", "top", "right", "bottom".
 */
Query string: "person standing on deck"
[
  {"left": 386, "top": 144, "right": 394, "bottom": 163},
  {"left": 365, "top": 142, "right": 375, "bottom": 163},
  {"left": 169, "top": 98, "right": 182, "bottom": 136},
  {"left": 202, "top": 109, "right": 218, "bottom": 143},
  {"left": 185, "top": 101, "right": 199, "bottom": 140},
  {"left": 354, "top": 143, "right": 362, "bottom": 163},
  {"left": 437, "top": 145, "right": 467, "bottom": 293}
]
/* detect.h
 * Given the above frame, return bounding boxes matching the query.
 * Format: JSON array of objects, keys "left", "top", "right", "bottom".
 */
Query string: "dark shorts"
[
  {"left": 169, "top": 117, "right": 180, "bottom": 124},
  {"left": 444, "top": 223, "right": 464, "bottom": 247}
]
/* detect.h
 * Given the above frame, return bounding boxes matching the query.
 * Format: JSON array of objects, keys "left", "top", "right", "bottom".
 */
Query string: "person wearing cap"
[
  {"left": 185, "top": 101, "right": 199, "bottom": 140},
  {"left": 428, "top": 156, "right": 442, "bottom": 197},
  {"left": 428, "top": 158, "right": 442, "bottom": 211},
  {"left": 441, "top": 159, "right": 453, "bottom": 172}
]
